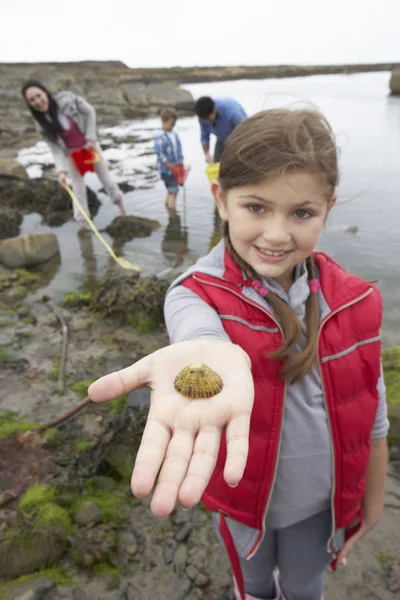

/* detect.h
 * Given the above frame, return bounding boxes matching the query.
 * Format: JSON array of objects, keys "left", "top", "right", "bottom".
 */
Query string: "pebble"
[
  {"left": 195, "top": 573, "right": 210, "bottom": 588},
  {"left": 175, "top": 521, "right": 192, "bottom": 542},
  {"left": 186, "top": 565, "right": 199, "bottom": 581},
  {"left": 163, "top": 548, "right": 174, "bottom": 564},
  {"left": 173, "top": 543, "right": 188, "bottom": 574},
  {"left": 74, "top": 500, "right": 102, "bottom": 526}
]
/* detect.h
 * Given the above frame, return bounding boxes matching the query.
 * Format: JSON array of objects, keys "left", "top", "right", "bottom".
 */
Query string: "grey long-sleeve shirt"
[{"left": 164, "top": 265, "right": 389, "bottom": 533}]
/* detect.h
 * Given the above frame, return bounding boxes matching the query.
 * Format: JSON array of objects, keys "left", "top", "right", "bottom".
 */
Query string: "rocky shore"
[
  {"left": 1, "top": 61, "right": 400, "bottom": 155},
  {"left": 0, "top": 265, "right": 399, "bottom": 600}
]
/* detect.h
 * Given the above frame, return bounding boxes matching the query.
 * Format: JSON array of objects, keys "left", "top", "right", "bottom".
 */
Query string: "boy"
[{"left": 154, "top": 107, "right": 184, "bottom": 210}]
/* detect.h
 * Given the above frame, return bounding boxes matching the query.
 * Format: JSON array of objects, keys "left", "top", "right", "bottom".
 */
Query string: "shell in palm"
[{"left": 174, "top": 362, "right": 223, "bottom": 398}]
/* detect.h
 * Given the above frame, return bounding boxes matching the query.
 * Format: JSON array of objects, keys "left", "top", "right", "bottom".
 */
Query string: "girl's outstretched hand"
[{"left": 88, "top": 340, "right": 254, "bottom": 518}]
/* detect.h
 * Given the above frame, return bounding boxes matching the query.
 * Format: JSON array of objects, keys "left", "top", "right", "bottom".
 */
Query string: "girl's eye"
[
  {"left": 294, "top": 209, "right": 312, "bottom": 219},
  {"left": 248, "top": 204, "right": 265, "bottom": 214}
]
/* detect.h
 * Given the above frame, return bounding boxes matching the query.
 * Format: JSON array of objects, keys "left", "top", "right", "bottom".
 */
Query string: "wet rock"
[
  {"left": 175, "top": 521, "right": 193, "bottom": 542},
  {"left": 0, "top": 157, "right": 27, "bottom": 179},
  {"left": 103, "top": 442, "right": 136, "bottom": 480},
  {"left": 0, "top": 233, "right": 60, "bottom": 268},
  {"left": 0, "top": 177, "right": 100, "bottom": 221},
  {"left": 0, "top": 208, "right": 22, "bottom": 240},
  {"left": 2, "top": 578, "right": 55, "bottom": 600},
  {"left": 0, "top": 525, "right": 68, "bottom": 579},
  {"left": 74, "top": 500, "right": 103, "bottom": 525},
  {"left": 390, "top": 69, "right": 400, "bottom": 95},
  {"left": 104, "top": 215, "right": 160, "bottom": 242},
  {"left": 345, "top": 225, "right": 359, "bottom": 234},
  {"left": 91, "top": 271, "right": 169, "bottom": 328},
  {"left": 118, "top": 182, "right": 135, "bottom": 193}
]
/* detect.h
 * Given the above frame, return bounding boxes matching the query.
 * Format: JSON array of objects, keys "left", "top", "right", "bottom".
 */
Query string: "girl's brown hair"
[{"left": 219, "top": 108, "right": 339, "bottom": 383}]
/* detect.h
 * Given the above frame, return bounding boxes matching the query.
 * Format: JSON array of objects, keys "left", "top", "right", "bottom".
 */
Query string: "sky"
[{"left": 2, "top": 0, "right": 399, "bottom": 68}]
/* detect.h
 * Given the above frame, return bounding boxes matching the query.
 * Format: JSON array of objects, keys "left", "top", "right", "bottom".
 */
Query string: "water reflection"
[
  {"left": 77, "top": 230, "right": 98, "bottom": 290},
  {"left": 161, "top": 208, "right": 189, "bottom": 268}
]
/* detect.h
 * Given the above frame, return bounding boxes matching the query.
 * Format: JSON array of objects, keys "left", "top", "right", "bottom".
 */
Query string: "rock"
[
  {"left": 74, "top": 500, "right": 103, "bottom": 525},
  {"left": 390, "top": 69, "right": 400, "bottom": 95},
  {"left": 173, "top": 543, "right": 188, "bottom": 575},
  {"left": 175, "top": 521, "right": 193, "bottom": 542},
  {"left": 0, "top": 156, "right": 27, "bottom": 179},
  {"left": 0, "top": 233, "right": 60, "bottom": 268},
  {"left": 0, "top": 177, "right": 100, "bottom": 221},
  {"left": 91, "top": 476, "right": 117, "bottom": 491},
  {"left": 69, "top": 525, "right": 118, "bottom": 568},
  {"left": 345, "top": 225, "right": 359, "bottom": 234},
  {"left": 103, "top": 442, "right": 136, "bottom": 480},
  {"left": 194, "top": 573, "right": 210, "bottom": 588},
  {"left": 0, "top": 208, "right": 22, "bottom": 240},
  {"left": 0, "top": 526, "right": 68, "bottom": 579},
  {"left": 104, "top": 215, "right": 160, "bottom": 242},
  {"left": 163, "top": 548, "right": 174, "bottom": 564},
  {"left": 2, "top": 578, "right": 55, "bottom": 600},
  {"left": 185, "top": 565, "right": 199, "bottom": 582}
]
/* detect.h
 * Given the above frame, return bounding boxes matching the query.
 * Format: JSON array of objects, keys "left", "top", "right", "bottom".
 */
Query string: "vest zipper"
[
  {"left": 317, "top": 288, "right": 373, "bottom": 554},
  {"left": 193, "top": 274, "right": 287, "bottom": 559},
  {"left": 192, "top": 274, "right": 374, "bottom": 557}
]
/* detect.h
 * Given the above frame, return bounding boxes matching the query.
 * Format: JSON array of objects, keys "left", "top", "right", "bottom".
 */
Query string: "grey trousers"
[
  {"left": 239, "top": 509, "right": 343, "bottom": 600},
  {"left": 213, "top": 139, "right": 225, "bottom": 163},
  {"left": 67, "top": 142, "right": 123, "bottom": 222}
]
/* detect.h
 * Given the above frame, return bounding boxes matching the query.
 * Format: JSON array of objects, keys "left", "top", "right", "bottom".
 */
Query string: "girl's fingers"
[
  {"left": 178, "top": 424, "right": 221, "bottom": 508},
  {"left": 131, "top": 417, "right": 171, "bottom": 499},
  {"left": 151, "top": 427, "right": 195, "bottom": 518},
  {"left": 223, "top": 410, "right": 251, "bottom": 486},
  {"left": 88, "top": 354, "right": 154, "bottom": 402}
]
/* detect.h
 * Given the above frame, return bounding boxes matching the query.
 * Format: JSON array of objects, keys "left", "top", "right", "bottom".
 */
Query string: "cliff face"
[{"left": 0, "top": 61, "right": 194, "bottom": 152}]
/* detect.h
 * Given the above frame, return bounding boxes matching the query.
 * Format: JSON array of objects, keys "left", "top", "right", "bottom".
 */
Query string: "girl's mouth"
[{"left": 255, "top": 247, "right": 292, "bottom": 262}]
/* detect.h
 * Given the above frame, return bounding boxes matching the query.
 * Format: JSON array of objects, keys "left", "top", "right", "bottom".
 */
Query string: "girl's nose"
[{"left": 261, "top": 218, "right": 291, "bottom": 244}]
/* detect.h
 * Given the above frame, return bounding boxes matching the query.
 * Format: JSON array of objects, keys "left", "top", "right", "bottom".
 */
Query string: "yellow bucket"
[{"left": 204, "top": 162, "right": 220, "bottom": 183}]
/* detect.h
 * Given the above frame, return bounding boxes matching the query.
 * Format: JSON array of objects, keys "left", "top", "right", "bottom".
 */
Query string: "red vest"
[{"left": 182, "top": 251, "right": 382, "bottom": 559}]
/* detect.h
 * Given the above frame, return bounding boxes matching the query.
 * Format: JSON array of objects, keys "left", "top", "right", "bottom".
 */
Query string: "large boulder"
[
  {"left": 0, "top": 156, "right": 27, "bottom": 179},
  {"left": 0, "top": 233, "right": 60, "bottom": 268},
  {"left": 121, "top": 81, "right": 194, "bottom": 114},
  {"left": 390, "top": 69, "right": 400, "bottom": 95}
]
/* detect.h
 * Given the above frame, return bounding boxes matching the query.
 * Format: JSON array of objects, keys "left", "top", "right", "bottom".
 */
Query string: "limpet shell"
[{"left": 174, "top": 362, "right": 223, "bottom": 398}]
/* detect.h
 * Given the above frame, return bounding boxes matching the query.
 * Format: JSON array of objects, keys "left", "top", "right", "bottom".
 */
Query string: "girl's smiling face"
[{"left": 213, "top": 170, "right": 335, "bottom": 292}]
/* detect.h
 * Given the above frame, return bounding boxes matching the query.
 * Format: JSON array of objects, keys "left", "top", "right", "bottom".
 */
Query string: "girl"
[
  {"left": 89, "top": 109, "right": 389, "bottom": 600},
  {"left": 22, "top": 81, "right": 126, "bottom": 229}
]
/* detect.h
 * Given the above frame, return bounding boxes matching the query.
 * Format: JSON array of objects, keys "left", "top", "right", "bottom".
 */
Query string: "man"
[{"left": 195, "top": 96, "right": 247, "bottom": 163}]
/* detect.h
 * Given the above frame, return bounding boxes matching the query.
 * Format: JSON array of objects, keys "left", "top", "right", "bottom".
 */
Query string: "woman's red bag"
[
  {"left": 170, "top": 163, "right": 191, "bottom": 186},
  {"left": 69, "top": 148, "right": 99, "bottom": 176}
]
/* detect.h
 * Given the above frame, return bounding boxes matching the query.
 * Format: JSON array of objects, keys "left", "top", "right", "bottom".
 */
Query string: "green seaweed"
[
  {"left": 70, "top": 379, "right": 94, "bottom": 399},
  {"left": 0, "top": 411, "right": 36, "bottom": 439},
  {"left": 19, "top": 485, "right": 57, "bottom": 513},
  {"left": 0, "top": 568, "right": 73, "bottom": 600}
]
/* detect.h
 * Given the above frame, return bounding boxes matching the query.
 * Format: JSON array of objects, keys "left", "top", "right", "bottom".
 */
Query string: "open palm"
[{"left": 88, "top": 340, "right": 254, "bottom": 518}]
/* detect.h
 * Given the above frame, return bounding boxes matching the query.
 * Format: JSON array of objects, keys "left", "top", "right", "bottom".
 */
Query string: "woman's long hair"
[{"left": 21, "top": 80, "right": 62, "bottom": 142}]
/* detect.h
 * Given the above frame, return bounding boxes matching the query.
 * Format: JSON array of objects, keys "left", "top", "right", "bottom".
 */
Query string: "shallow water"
[{"left": 16, "top": 72, "right": 400, "bottom": 347}]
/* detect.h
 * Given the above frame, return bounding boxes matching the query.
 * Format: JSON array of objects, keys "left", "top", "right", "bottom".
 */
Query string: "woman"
[{"left": 22, "top": 81, "right": 126, "bottom": 229}]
